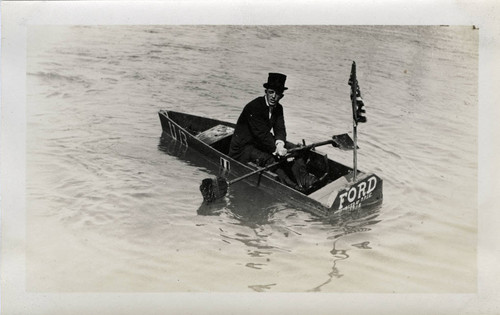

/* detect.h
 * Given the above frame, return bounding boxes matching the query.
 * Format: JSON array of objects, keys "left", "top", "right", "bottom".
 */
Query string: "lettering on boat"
[
  {"left": 220, "top": 157, "right": 231, "bottom": 170},
  {"left": 337, "top": 175, "right": 378, "bottom": 210},
  {"left": 167, "top": 121, "right": 188, "bottom": 147}
]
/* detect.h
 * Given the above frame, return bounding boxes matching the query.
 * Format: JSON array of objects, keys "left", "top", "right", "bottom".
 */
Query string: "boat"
[{"left": 158, "top": 110, "right": 383, "bottom": 218}]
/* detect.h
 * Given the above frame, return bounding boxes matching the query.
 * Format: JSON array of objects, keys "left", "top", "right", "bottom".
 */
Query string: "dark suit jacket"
[{"left": 228, "top": 96, "right": 286, "bottom": 161}]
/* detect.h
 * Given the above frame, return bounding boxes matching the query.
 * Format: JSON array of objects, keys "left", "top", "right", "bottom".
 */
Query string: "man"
[{"left": 228, "top": 73, "right": 318, "bottom": 191}]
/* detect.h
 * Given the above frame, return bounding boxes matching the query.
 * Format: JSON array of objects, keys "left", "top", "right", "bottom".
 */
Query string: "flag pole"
[
  {"left": 351, "top": 63, "right": 358, "bottom": 182},
  {"left": 348, "top": 61, "right": 366, "bottom": 182}
]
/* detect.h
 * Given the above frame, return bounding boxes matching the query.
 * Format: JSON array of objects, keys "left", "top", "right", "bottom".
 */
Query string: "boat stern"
[
  {"left": 329, "top": 173, "right": 383, "bottom": 213},
  {"left": 309, "top": 172, "right": 383, "bottom": 215}
]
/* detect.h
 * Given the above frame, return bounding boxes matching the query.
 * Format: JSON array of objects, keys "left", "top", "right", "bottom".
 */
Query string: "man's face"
[{"left": 265, "top": 89, "right": 283, "bottom": 106}]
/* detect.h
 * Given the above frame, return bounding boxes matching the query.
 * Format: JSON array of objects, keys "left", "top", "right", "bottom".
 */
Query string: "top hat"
[{"left": 263, "top": 73, "right": 288, "bottom": 93}]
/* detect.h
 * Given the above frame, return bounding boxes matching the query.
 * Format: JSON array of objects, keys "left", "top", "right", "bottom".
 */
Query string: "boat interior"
[{"left": 163, "top": 110, "right": 355, "bottom": 204}]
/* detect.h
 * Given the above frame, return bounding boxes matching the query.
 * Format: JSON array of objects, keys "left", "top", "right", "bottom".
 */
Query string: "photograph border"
[{"left": 2, "top": 1, "right": 499, "bottom": 314}]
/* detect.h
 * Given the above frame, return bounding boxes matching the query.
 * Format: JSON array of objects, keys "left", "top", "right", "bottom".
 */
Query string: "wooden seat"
[{"left": 195, "top": 124, "right": 234, "bottom": 145}]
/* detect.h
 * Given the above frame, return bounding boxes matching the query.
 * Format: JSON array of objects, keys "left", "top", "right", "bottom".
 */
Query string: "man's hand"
[{"left": 275, "top": 140, "right": 287, "bottom": 157}]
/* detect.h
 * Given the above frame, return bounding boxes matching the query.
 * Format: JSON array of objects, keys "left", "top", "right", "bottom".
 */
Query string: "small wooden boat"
[{"left": 158, "top": 110, "right": 383, "bottom": 218}]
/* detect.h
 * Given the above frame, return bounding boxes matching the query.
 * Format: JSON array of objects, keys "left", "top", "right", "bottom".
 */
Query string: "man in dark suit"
[
  {"left": 229, "top": 73, "right": 317, "bottom": 190},
  {"left": 229, "top": 73, "right": 288, "bottom": 164}
]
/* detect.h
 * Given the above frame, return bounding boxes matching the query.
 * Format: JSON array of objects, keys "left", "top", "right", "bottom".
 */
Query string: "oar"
[
  {"left": 199, "top": 133, "right": 356, "bottom": 203},
  {"left": 200, "top": 159, "right": 287, "bottom": 203},
  {"left": 288, "top": 133, "right": 357, "bottom": 152}
]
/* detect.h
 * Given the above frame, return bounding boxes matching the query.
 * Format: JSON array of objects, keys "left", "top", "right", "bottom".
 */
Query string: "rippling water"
[{"left": 26, "top": 25, "right": 478, "bottom": 292}]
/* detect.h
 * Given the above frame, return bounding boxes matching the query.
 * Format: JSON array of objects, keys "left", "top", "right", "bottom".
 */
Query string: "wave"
[{"left": 28, "top": 71, "right": 91, "bottom": 87}]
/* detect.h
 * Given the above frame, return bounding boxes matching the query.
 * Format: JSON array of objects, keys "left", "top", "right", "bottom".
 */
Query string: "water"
[{"left": 26, "top": 25, "right": 478, "bottom": 292}]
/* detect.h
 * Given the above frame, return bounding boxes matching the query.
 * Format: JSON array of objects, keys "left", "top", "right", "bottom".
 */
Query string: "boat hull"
[{"left": 158, "top": 110, "right": 383, "bottom": 217}]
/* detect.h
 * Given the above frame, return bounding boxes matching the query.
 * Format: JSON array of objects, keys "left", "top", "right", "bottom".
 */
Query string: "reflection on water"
[
  {"left": 158, "top": 134, "right": 284, "bottom": 224},
  {"left": 328, "top": 207, "right": 382, "bottom": 238},
  {"left": 157, "top": 134, "right": 190, "bottom": 161},
  {"left": 248, "top": 283, "right": 277, "bottom": 292},
  {"left": 309, "top": 242, "right": 350, "bottom": 292},
  {"left": 158, "top": 131, "right": 382, "bottom": 292},
  {"left": 310, "top": 210, "right": 381, "bottom": 292}
]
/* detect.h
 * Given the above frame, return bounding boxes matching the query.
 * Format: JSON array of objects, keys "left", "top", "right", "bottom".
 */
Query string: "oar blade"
[
  {"left": 331, "top": 133, "right": 359, "bottom": 150},
  {"left": 200, "top": 176, "right": 228, "bottom": 203}
]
